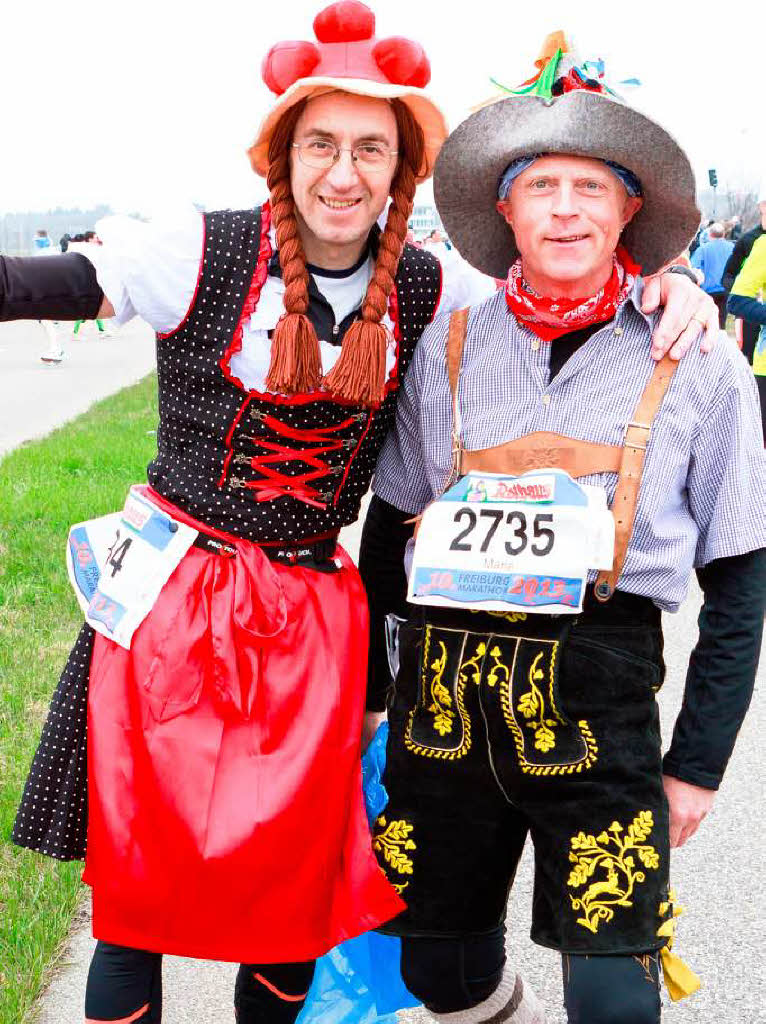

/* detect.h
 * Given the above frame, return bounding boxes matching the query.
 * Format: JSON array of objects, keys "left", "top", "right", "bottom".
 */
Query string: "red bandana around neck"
[{"left": 504, "top": 245, "right": 642, "bottom": 341}]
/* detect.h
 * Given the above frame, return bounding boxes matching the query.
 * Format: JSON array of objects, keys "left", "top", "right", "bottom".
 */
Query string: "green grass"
[{"left": 0, "top": 374, "right": 158, "bottom": 1024}]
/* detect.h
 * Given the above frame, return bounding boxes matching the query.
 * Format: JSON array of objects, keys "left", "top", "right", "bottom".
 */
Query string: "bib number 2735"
[{"left": 449, "top": 507, "right": 555, "bottom": 557}]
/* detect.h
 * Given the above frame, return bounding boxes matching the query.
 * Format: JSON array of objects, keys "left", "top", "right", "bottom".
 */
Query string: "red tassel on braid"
[
  {"left": 322, "top": 319, "right": 390, "bottom": 407},
  {"left": 266, "top": 101, "right": 323, "bottom": 395},
  {"left": 323, "top": 99, "right": 423, "bottom": 407}
]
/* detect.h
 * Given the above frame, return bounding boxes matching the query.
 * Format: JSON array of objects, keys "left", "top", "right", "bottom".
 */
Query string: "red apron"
[{"left": 82, "top": 489, "right": 404, "bottom": 962}]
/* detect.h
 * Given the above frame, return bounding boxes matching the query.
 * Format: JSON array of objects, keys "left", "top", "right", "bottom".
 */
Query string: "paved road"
[
  {"left": 0, "top": 319, "right": 156, "bottom": 456},
  {"left": 5, "top": 336, "right": 762, "bottom": 1023}
]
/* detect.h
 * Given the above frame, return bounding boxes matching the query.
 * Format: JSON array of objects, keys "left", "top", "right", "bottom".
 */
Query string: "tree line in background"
[
  {"left": 0, "top": 207, "right": 114, "bottom": 256},
  {"left": 697, "top": 187, "right": 761, "bottom": 229}
]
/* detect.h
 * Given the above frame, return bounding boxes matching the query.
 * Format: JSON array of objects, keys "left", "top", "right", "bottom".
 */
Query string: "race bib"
[
  {"left": 408, "top": 469, "right": 614, "bottom": 614},
  {"left": 66, "top": 487, "right": 198, "bottom": 648}
]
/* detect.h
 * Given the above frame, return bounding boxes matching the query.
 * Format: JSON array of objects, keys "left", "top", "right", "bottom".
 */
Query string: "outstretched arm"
[{"left": 0, "top": 253, "right": 112, "bottom": 322}]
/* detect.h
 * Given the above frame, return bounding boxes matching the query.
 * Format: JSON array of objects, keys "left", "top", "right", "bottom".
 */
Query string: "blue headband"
[{"left": 497, "top": 155, "right": 643, "bottom": 200}]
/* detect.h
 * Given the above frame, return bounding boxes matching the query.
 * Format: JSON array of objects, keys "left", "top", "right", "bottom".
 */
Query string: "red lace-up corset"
[{"left": 223, "top": 402, "right": 372, "bottom": 510}]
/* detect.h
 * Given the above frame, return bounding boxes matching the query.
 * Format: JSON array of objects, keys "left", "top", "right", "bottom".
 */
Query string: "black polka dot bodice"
[
  {"left": 11, "top": 208, "right": 442, "bottom": 864},
  {"left": 147, "top": 207, "right": 441, "bottom": 542}
]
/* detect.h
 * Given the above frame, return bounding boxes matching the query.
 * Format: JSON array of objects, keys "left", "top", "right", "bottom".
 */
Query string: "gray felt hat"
[{"left": 434, "top": 45, "right": 700, "bottom": 278}]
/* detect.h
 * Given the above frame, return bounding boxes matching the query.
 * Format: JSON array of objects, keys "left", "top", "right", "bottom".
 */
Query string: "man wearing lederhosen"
[{"left": 361, "top": 35, "right": 765, "bottom": 1024}]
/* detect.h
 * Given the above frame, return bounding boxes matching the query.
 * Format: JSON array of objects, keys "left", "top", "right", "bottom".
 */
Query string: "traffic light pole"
[{"left": 708, "top": 168, "right": 718, "bottom": 217}]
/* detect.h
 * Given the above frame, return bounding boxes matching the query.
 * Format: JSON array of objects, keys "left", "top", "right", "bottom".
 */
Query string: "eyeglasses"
[{"left": 292, "top": 139, "right": 398, "bottom": 172}]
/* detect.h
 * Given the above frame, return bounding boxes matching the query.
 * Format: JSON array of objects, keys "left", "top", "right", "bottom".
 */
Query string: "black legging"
[
  {"left": 562, "top": 950, "right": 661, "bottom": 1024},
  {"left": 85, "top": 942, "right": 316, "bottom": 1023},
  {"left": 85, "top": 935, "right": 661, "bottom": 1023},
  {"left": 401, "top": 930, "right": 661, "bottom": 1024}
]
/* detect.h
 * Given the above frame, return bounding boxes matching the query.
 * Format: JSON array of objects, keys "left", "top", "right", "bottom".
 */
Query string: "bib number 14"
[{"left": 449, "top": 507, "right": 555, "bottom": 557}]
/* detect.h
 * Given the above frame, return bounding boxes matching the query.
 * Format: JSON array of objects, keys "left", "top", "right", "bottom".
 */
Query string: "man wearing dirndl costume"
[
  {"left": 2, "top": 7, "right": 719, "bottom": 1022},
  {"left": 361, "top": 36, "right": 766, "bottom": 1024}
]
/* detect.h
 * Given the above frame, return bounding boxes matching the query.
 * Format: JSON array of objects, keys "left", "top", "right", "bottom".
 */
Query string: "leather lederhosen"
[{"left": 374, "top": 309, "right": 681, "bottom": 957}]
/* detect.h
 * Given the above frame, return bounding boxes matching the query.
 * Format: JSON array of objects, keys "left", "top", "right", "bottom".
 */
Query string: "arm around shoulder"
[{"left": 434, "top": 245, "right": 498, "bottom": 315}]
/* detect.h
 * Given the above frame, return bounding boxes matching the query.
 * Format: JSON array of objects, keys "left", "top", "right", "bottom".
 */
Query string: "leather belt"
[{"left": 193, "top": 531, "right": 340, "bottom": 569}]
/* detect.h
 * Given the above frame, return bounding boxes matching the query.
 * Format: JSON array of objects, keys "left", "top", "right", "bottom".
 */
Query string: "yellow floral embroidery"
[
  {"left": 374, "top": 816, "right": 416, "bottom": 887},
  {"left": 461, "top": 641, "right": 486, "bottom": 686},
  {"left": 498, "top": 640, "right": 597, "bottom": 775},
  {"left": 406, "top": 631, "right": 476, "bottom": 759},
  {"left": 516, "top": 650, "right": 560, "bottom": 752},
  {"left": 485, "top": 645, "right": 510, "bottom": 689},
  {"left": 568, "top": 811, "right": 660, "bottom": 933},
  {"left": 427, "top": 641, "right": 454, "bottom": 736}
]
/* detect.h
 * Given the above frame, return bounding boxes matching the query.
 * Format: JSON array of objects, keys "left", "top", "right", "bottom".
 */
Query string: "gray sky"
[{"left": 2, "top": 0, "right": 763, "bottom": 216}]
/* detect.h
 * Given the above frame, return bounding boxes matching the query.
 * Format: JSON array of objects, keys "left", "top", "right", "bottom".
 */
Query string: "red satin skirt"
[{"left": 82, "top": 489, "right": 404, "bottom": 962}]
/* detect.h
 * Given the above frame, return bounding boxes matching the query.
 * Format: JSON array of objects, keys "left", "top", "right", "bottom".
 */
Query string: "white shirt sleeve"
[
  {"left": 82, "top": 204, "right": 205, "bottom": 333},
  {"left": 434, "top": 246, "right": 498, "bottom": 316}
]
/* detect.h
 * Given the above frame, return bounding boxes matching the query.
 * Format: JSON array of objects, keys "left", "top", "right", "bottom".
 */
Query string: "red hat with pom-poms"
[{"left": 249, "top": 1, "right": 447, "bottom": 182}]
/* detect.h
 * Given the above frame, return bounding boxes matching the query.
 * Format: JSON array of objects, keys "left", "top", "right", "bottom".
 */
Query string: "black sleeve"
[
  {"left": 662, "top": 548, "right": 766, "bottom": 789},
  {"left": 721, "top": 234, "right": 753, "bottom": 292},
  {"left": 0, "top": 253, "right": 104, "bottom": 321},
  {"left": 727, "top": 293, "right": 766, "bottom": 326},
  {"left": 358, "top": 494, "right": 415, "bottom": 711}
]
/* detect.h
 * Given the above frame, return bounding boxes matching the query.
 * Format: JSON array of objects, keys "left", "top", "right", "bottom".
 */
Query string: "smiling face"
[
  {"left": 495, "top": 154, "right": 643, "bottom": 298},
  {"left": 289, "top": 92, "right": 399, "bottom": 270}
]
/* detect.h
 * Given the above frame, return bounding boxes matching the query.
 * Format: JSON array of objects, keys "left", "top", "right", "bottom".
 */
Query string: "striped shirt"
[{"left": 373, "top": 281, "right": 766, "bottom": 611}]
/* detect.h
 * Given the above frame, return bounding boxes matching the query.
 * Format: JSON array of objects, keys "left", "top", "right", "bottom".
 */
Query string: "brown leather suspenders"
[
  {"left": 445, "top": 308, "right": 679, "bottom": 602},
  {"left": 446, "top": 307, "right": 470, "bottom": 484},
  {"left": 592, "top": 355, "right": 678, "bottom": 599}
]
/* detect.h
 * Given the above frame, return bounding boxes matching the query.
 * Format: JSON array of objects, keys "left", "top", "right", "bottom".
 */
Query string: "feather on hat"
[{"left": 434, "top": 34, "right": 700, "bottom": 276}]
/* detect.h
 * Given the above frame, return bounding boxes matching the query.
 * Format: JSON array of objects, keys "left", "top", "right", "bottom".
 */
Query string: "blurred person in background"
[
  {"left": 34, "top": 228, "right": 66, "bottom": 363},
  {"left": 728, "top": 230, "right": 766, "bottom": 441},
  {"left": 422, "top": 227, "right": 452, "bottom": 254},
  {"left": 722, "top": 187, "right": 766, "bottom": 365},
  {"left": 68, "top": 232, "right": 113, "bottom": 339},
  {"left": 726, "top": 216, "right": 742, "bottom": 241},
  {"left": 691, "top": 222, "right": 734, "bottom": 328},
  {"left": 688, "top": 218, "right": 713, "bottom": 255}
]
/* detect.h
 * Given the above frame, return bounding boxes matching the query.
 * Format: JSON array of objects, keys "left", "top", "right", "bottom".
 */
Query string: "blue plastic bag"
[{"left": 297, "top": 724, "right": 420, "bottom": 1023}]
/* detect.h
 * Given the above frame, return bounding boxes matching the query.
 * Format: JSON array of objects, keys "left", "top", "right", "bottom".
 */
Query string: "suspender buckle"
[{"left": 623, "top": 420, "right": 652, "bottom": 451}]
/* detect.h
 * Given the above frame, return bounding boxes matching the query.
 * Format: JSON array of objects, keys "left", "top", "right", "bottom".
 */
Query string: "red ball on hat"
[
  {"left": 261, "top": 0, "right": 430, "bottom": 96},
  {"left": 314, "top": 0, "right": 375, "bottom": 41},
  {"left": 251, "top": 0, "right": 447, "bottom": 184}
]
